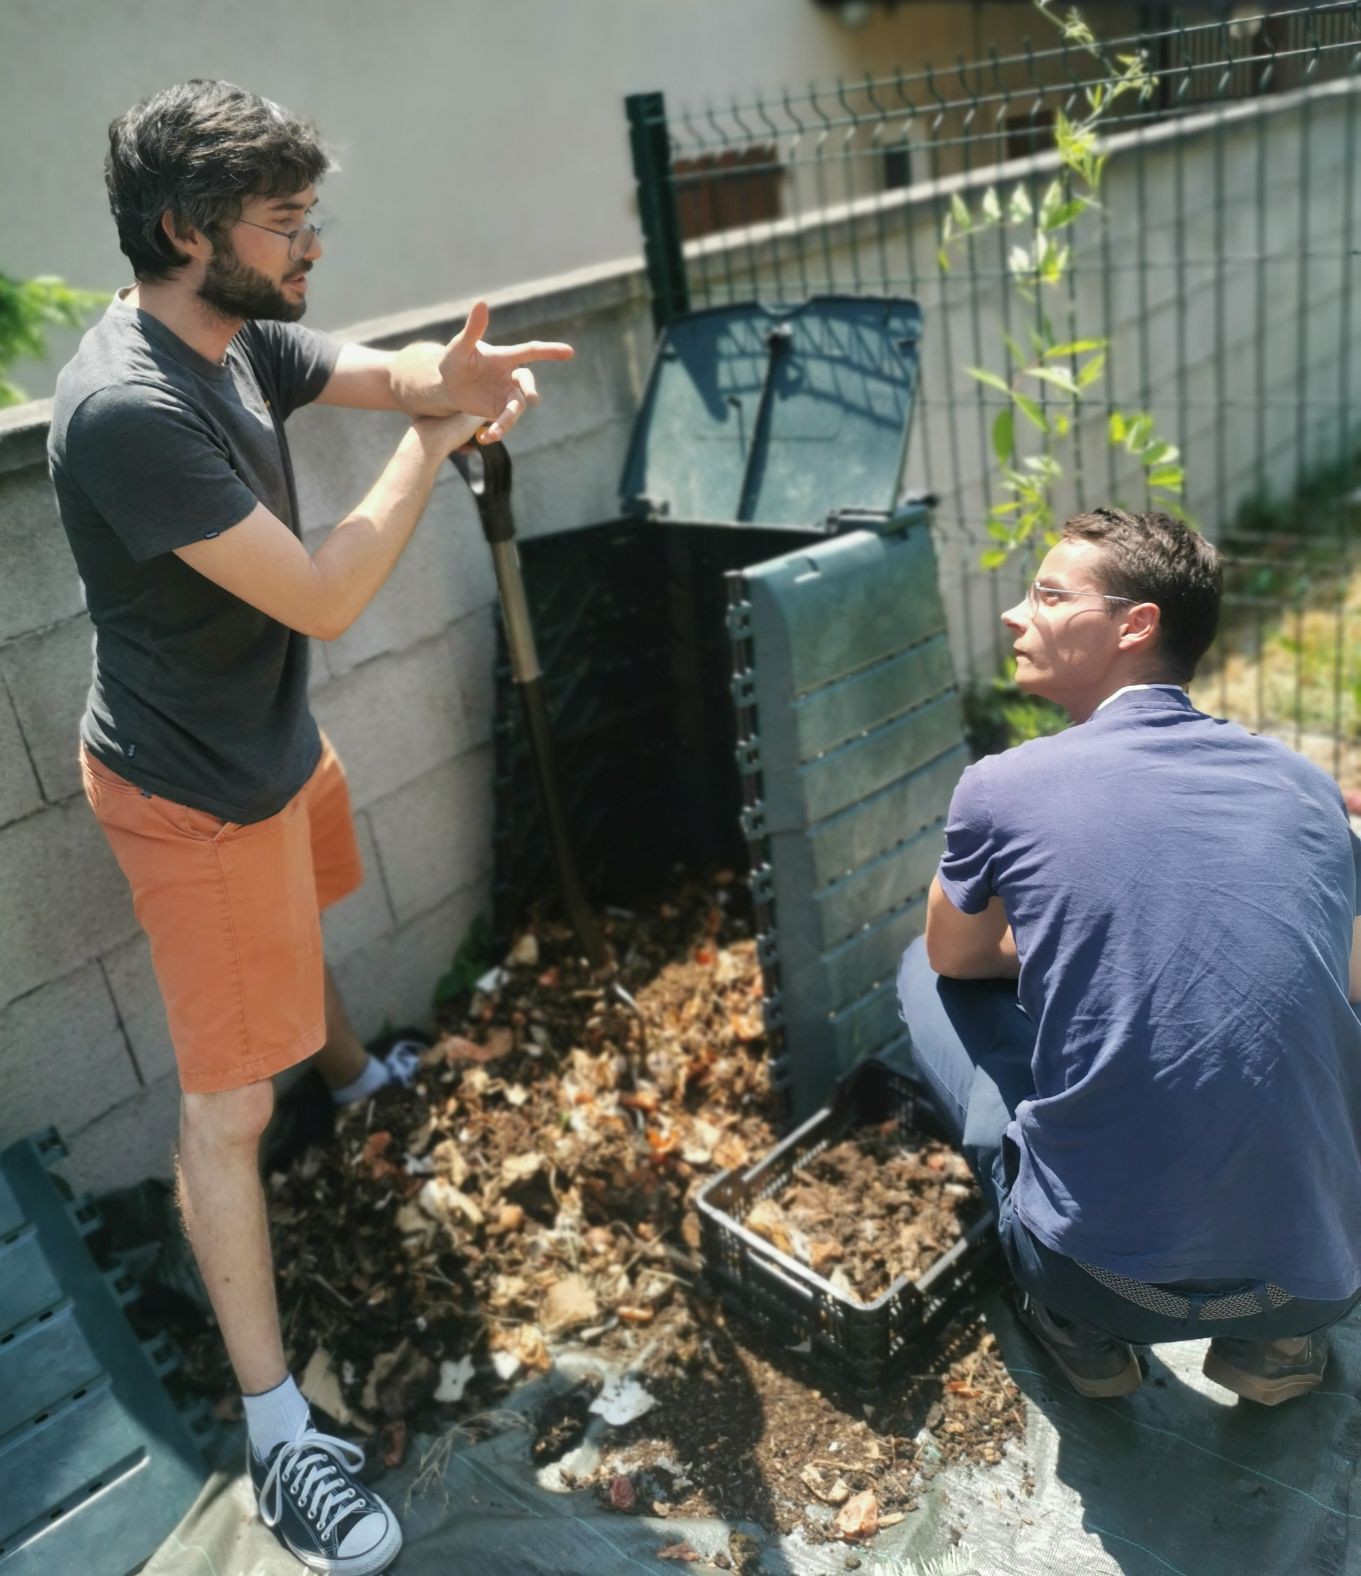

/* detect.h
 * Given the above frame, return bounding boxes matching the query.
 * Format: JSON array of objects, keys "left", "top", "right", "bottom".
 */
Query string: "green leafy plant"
[
  {"left": 0, "top": 273, "right": 107, "bottom": 406},
  {"left": 1191, "top": 453, "right": 1361, "bottom": 767},
  {"left": 939, "top": 1, "right": 1186, "bottom": 565},
  {"left": 962, "top": 670, "right": 1068, "bottom": 756},
  {"left": 432, "top": 912, "right": 494, "bottom": 1009}
]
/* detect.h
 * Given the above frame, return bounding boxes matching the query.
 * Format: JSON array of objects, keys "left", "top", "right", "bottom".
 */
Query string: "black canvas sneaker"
[{"left": 249, "top": 1422, "right": 402, "bottom": 1574}]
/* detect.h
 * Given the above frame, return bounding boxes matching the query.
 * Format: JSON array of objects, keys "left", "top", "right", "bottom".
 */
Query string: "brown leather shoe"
[
  {"left": 1202, "top": 1334, "right": 1327, "bottom": 1405},
  {"left": 1015, "top": 1294, "right": 1143, "bottom": 1399}
]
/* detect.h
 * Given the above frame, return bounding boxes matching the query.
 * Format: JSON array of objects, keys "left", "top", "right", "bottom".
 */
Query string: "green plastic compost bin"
[{"left": 493, "top": 295, "right": 969, "bottom": 1119}]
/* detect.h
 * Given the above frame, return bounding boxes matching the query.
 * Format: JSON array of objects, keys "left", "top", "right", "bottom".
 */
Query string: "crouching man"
[{"left": 898, "top": 507, "right": 1361, "bottom": 1403}]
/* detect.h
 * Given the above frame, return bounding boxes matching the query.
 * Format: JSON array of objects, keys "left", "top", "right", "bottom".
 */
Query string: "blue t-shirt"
[{"left": 937, "top": 687, "right": 1361, "bottom": 1298}]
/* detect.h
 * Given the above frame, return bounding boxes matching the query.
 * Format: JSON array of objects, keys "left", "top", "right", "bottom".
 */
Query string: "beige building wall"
[{"left": 1, "top": 0, "right": 1141, "bottom": 400}]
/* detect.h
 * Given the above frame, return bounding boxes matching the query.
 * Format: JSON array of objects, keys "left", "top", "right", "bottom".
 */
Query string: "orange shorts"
[{"left": 80, "top": 735, "right": 364, "bottom": 1094}]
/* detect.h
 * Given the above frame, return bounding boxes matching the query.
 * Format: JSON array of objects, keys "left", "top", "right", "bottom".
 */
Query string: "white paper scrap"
[
  {"left": 588, "top": 1376, "right": 657, "bottom": 1427},
  {"left": 491, "top": 1351, "right": 523, "bottom": 1382},
  {"left": 434, "top": 1354, "right": 476, "bottom": 1404}
]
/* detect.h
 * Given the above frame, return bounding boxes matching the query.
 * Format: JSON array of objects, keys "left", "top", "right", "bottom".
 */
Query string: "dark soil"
[
  {"left": 568, "top": 1314, "right": 1024, "bottom": 1540},
  {"left": 179, "top": 871, "right": 1024, "bottom": 1546}
]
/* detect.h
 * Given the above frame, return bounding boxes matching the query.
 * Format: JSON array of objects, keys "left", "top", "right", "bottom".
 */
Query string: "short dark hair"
[
  {"left": 105, "top": 80, "right": 332, "bottom": 281},
  {"left": 1060, "top": 506, "right": 1222, "bottom": 682}
]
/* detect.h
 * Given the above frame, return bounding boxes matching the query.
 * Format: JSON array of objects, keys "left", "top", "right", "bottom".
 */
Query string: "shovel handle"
[{"left": 448, "top": 438, "right": 514, "bottom": 543}]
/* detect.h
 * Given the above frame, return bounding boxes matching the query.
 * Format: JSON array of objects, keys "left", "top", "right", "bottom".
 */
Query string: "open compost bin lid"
[{"left": 619, "top": 295, "right": 922, "bottom": 527}]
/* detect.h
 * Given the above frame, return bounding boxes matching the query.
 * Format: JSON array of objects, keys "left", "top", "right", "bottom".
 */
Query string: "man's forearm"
[
  {"left": 389, "top": 341, "right": 459, "bottom": 418},
  {"left": 310, "top": 430, "right": 445, "bottom": 638},
  {"left": 935, "top": 927, "right": 1021, "bottom": 981}
]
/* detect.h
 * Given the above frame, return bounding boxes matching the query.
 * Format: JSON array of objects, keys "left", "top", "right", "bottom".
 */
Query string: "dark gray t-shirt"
[
  {"left": 938, "top": 687, "right": 1361, "bottom": 1299},
  {"left": 48, "top": 292, "right": 340, "bottom": 822}
]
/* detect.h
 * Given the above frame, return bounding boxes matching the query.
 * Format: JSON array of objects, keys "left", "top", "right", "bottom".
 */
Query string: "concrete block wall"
[{"left": 0, "top": 259, "right": 653, "bottom": 1197}]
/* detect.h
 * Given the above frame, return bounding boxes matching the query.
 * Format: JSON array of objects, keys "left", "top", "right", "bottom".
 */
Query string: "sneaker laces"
[
  {"left": 383, "top": 1039, "right": 425, "bottom": 1088},
  {"left": 260, "top": 1424, "right": 367, "bottom": 1539}
]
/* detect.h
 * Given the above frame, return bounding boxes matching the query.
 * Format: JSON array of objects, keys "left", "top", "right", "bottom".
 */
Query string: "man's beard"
[{"left": 197, "top": 239, "right": 306, "bottom": 323}]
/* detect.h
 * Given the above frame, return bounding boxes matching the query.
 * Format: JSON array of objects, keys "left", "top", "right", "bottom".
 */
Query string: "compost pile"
[{"left": 182, "top": 872, "right": 1023, "bottom": 1544}]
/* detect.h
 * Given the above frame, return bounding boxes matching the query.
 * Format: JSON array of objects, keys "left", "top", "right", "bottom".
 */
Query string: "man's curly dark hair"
[{"left": 105, "top": 80, "right": 333, "bottom": 281}]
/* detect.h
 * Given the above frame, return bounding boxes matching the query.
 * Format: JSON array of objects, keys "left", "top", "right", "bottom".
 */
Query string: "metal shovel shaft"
[{"left": 448, "top": 442, "right": 609, "bottom": 974}]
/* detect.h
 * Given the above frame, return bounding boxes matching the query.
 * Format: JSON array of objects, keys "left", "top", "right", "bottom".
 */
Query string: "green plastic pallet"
[{"left": 0, "top": 1130, "right": 213, "bottom": 1575}]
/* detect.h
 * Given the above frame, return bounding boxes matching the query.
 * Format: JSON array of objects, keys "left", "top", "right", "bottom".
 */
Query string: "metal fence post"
[{"left": 626, "top": 91, "right": 690, "bottom": 331}]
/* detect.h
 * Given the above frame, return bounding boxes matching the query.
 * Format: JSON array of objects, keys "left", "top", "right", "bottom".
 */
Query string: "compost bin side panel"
[{"left": 737, "top": 522, "right": 968, "bottom": 1117}]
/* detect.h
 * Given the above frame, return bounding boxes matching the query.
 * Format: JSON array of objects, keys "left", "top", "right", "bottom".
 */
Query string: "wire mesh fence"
[{"left": 626, "top": 3, "right": 1361, "bottom": 782}]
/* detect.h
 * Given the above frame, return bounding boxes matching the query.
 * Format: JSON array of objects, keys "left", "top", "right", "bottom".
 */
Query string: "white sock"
[
  {"left": 330, "top": 1052, "right": 391, "bottom": 1107},
  {"left": 243, "top": 1375, "right": 310, "bottom": 1461}
]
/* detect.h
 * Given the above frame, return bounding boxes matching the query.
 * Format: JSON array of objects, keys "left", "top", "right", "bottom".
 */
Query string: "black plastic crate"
[{"left": 696, "top": 1056, "right": 1002, "bottom": 1396}]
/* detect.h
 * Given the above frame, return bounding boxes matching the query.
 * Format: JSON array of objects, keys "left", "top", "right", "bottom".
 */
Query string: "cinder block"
[
  {"left": 0, "top": 798, "right": 139, "bottom": 1003},
  {"left": 309, "top": 630, "right": 471, "bottom": 810},
  {"left": 448, "top": 605, "right": 497, "bottom": 748},
  {"left": 100, "top": 931, "right": 176, "bottom": 1086},
  {"left": 60, "top": 1072, "right": 183, "bottom": 1197},
  {"left": 0, "top": 614, "right": 93, "bottom": 803},
  {"left": 0, "top": 678, "right": 42, "bottom": 828},
  {"left": 316, "top": 476, "right": 498, "bottom": 680},
  {"left": 368, "top": 746, "right": 494, "bottom": 926},
  {"left": 0, "top": 963, "right": 140, "bottom": 1146},
  {"left": 321, "top": 809, "right": 396, "bottom": 963},
  {"left": 287, "top": 403, "right": 410, "bottom": 530},
  {"left": 331, "top": 878, "right": 490, "bottom": 1043},
  {"left": 0, "top": 465, "right": 87, "bottom": 642},
  {"left": 512, "top": 417, "right": 635, "bottom": 541}
]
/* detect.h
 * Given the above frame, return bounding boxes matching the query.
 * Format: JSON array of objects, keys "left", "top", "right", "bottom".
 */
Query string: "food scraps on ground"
[{"left": 178, "top": 874, "right": 1022, "bottom": 1544}]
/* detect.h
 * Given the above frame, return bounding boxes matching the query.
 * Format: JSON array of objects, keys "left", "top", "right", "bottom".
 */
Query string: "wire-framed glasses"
[
  {"left": 236, "top": 215, "right": 327, "bottom": 262},
  {"left": 1026, "top": 582, "right": 1138, "bottom": 616}
]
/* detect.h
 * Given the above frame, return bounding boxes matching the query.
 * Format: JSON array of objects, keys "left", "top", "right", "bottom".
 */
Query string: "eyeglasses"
[
  {"left": 236, "top": 215, "right": 326, "bottom": 262},
  {"left": 1025, "top": 581, "right": 1138, "bottom": 616}
]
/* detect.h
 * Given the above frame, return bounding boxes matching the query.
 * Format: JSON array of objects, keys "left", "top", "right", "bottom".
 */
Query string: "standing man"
[
  {"left": 898, "top": 508, "right": 1361, "bottom": 1405},
  {"left": 49, "top": 80, "right": 574, "bottom": 1574}
]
